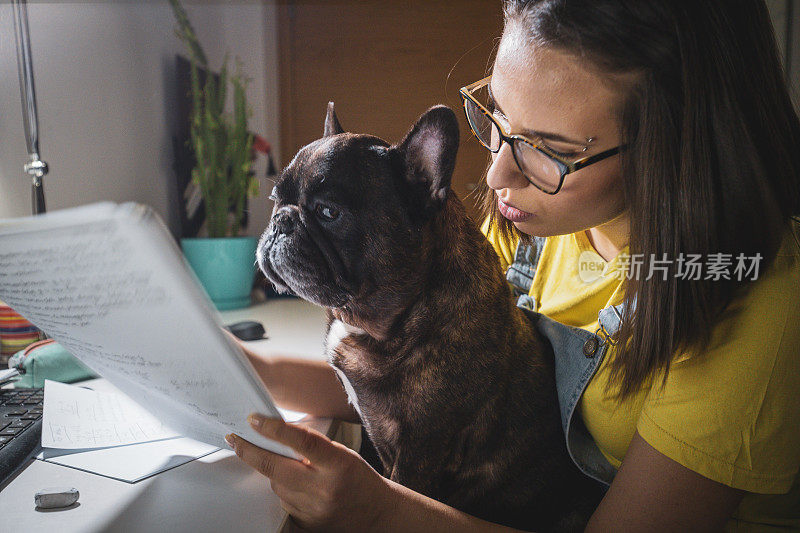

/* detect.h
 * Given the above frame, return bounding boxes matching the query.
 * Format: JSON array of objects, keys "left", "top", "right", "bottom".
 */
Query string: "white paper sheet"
[
  {"left": 0, "top": 368, "right": 20, "bottom": 385},
  {"left": 36, "top": 380, "right": 308, "bottom": 482},
  {"left": 0, "top": 203, "right": 295, "bottom": 458},
  {"left": 42, "top": 380, "right": 178, "bottom": 449},
  {"left": 36, "top": 437, "right": 219, "bottom": 483}
]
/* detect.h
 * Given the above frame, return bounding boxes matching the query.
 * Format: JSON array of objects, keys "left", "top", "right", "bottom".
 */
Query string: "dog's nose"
[{"left": 272, "top": 207, "right": 296, "bottom": 235}]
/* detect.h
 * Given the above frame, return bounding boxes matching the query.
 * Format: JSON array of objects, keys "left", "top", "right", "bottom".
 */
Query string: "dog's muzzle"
[
  {"left": 258, "top": 206, "right": 353, "bottom": 308},
  {"left": 271, "top": 207, "right": 296, "bottom": 236}
]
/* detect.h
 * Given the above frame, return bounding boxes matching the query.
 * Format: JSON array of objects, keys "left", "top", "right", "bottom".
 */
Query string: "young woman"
[{"left": 226, "top": 1, "right": 800, "bottom": 530}]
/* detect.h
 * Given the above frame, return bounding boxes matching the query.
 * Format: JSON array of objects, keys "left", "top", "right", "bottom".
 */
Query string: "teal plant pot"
[{"left": 181, "top": 236, "right": 258, "bottom": 311}]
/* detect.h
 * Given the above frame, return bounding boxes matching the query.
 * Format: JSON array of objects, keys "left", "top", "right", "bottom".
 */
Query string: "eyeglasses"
[{"left": 459, "top": 76, "right": 623, "bottom": 195}]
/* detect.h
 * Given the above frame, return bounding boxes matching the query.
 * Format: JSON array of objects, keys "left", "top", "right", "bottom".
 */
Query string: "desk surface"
[{"left": 0, "top": 298, "right": 329, "bottom": 533}]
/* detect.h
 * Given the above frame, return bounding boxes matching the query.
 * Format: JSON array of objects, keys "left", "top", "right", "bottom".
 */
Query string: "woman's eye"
[
  {"left": 315, "top": 204, "right": 340, "bottom": 221},
  {"left": 269, "top": 186, "right": 279, "bottom": 201},
  {"left": 546, "top": 145, "right": 582, "bottom": 159},
  {"left": 549, "top": 147, "right": 581, "bottom": 158},
  {"left": 487, "top": 105, "right": 582, "bottom": 159}
]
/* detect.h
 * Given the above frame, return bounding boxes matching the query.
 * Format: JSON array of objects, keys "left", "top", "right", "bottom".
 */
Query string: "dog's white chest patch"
[
  {"left": 326, "top": 319, "right": 366, "bottom": 418},
  {"left": 334, "top": 367, "right": 362, "bottom": 418},
  {"left": 326, "top": 319, "right": 363, "bottom": 351}
]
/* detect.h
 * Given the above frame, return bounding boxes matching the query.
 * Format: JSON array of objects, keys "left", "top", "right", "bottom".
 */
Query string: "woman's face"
[{"left": 486, "top": 22, "right": 627, "bottom": 237}]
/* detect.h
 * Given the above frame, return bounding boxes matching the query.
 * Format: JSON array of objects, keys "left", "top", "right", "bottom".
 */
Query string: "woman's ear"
[
  {"left": 395, "top": 105, "right": 460, "bottom": 207},
  {"left": 323, "top": 101, "right": 344, "bottom": 137}
]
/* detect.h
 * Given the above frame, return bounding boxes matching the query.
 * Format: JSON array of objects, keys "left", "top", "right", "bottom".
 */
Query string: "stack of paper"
[
  {"left": 38, "top": 380, "right": 309, "bottom": 483},
  {"left": 38, "top": 380, "right": 219, "bottom": 483}
]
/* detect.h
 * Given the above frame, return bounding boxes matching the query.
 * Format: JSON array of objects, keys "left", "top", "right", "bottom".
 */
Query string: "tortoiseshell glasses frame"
[{"left": 459, "top": 76, "right": 624, "bottom": 195}]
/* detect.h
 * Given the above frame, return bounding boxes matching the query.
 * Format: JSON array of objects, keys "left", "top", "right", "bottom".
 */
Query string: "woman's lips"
[{"left": 497, "top": 197, "right": 533, "bottom": 222}]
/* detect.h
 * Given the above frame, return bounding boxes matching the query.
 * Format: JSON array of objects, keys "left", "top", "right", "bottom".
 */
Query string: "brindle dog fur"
[{"left": 258, "top": 104, "right": 603, "bottom": 532}]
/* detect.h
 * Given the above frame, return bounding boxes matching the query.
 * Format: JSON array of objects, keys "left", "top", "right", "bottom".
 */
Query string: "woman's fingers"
[
  {"left": 228, "top": 415, "right": 393, "bottom": 531},
  {"left": 247, "top": 413, "right": 335, "bottom": 467},
  {"left": 227, "top": 433, "right": 311, "bottom": 486}
]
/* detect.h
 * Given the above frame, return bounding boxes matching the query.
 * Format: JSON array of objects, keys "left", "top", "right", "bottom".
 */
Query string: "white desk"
[{"left": 0, "top": 299, "right": 333, "bottom": 533}]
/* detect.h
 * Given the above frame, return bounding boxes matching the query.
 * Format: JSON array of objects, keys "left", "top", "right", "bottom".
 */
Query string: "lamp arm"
[{"left": 12, "top": 0, "right": 48, "bottom": 214}]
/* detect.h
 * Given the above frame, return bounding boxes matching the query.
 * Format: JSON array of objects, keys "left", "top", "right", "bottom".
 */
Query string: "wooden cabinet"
[{"left": 277, "top": 0, "right": 503, "bottom": 221}]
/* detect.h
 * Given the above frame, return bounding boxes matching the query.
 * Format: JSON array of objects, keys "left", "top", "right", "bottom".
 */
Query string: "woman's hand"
[{"left": 226, "top": 414, "right": 390, "bottom": 532}]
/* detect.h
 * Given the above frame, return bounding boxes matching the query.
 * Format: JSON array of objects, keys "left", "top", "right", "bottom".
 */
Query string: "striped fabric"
[{"left": 0, "top": 301, "right": 42, "bottom": 364}]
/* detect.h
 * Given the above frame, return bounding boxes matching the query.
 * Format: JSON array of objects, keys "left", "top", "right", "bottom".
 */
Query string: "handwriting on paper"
[
  {"left": 42, "top": 380, "right": 177, "bottom": 449},
  {"left": 0, "top": 203, "right": 292, "bottom": 457},
  {"left": 0, "top": 223, "right": 167, "bottom": 333}
]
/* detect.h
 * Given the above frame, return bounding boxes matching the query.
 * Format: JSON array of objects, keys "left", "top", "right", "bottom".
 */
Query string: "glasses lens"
[
  {"left": 464, "top": 86, "right": 500, "bottom": 152},
  {"left": 513, "top": 140, "right": 564, "bottom": 193}
]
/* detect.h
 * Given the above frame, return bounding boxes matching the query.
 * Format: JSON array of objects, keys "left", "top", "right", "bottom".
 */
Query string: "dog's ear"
[
  {"left": 323, "top": 101, "right": 344, "bottom": 137},
  {"left": 396, "top": 105, "right": 459, "bottom": 207}
]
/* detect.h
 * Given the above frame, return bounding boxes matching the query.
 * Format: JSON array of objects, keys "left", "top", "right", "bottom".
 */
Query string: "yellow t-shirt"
[{"left": 482, "top": 218, "right": 800, "bottom": 531}]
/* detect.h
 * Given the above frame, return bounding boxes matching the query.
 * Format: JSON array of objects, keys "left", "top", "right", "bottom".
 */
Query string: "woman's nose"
[{"left": 486, "top": 143, "right": 528, "bottom": 191}]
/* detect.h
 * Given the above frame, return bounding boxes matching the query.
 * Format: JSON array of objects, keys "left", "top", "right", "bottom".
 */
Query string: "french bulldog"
[{"left": 258, "top": 104, "right": 603, "bottom": 531}]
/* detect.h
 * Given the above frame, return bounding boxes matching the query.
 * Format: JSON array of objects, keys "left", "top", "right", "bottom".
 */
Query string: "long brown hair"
[{"left": 483, "top": 0, "right": 800, "bottom": 398}]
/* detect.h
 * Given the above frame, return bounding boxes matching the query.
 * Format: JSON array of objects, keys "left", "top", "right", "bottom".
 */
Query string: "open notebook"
[{"left": 0, "top": 202, "right": 296, "bottom": 459}]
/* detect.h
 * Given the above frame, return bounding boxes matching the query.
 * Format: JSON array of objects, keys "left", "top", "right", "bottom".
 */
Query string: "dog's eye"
[
  {"left": 269, "top": 186, "right": 279, "bottom": 202},
  {"left": 315, "top": 204, "right": 340, "bottom": 221}
]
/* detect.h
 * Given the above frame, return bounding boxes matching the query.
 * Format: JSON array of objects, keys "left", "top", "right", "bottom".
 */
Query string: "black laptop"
[{"left": 0, "top": 387, "right": 43, "bottom": 488}]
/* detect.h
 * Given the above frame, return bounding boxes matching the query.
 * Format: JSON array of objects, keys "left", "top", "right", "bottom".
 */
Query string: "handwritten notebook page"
[
  {"left": 42, "top": 380, "right": 177, "bottom": 449},
  {"left": 0, "top": 203, "right": 295, "bottom": 458}
]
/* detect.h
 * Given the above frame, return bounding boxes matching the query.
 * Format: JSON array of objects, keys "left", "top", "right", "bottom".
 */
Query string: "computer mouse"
[{"left": 224, "top": 320, "right": 267, "bottom": 341}]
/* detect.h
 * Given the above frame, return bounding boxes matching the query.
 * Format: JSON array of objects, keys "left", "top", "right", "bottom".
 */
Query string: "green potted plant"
[{"left": 170, "top": 0, "right": 261, "bottom": 310}]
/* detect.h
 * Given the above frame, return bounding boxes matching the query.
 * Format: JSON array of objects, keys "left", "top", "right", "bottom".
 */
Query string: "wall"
[
  {"left": 0, "top": 1, "right": 281, "bottom": 239},
  {"left": 0, "top": 2, "right": 796, "bottom": 236}
]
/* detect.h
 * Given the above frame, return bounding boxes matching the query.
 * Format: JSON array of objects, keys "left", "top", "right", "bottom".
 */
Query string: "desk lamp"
[{"left": 12, "top": 0, "right": 48, "bottom": 215}]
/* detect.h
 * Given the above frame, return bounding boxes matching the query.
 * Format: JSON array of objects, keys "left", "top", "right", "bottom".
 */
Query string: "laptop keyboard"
[{"left": 0, "top": 388, "right": 43, "bottom": 487}]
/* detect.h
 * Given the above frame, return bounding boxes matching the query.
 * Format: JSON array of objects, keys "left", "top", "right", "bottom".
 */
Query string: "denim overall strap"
[
  {"left": 505, "top": 236, "right": 546, "bottom": 297},
  {"left": 517, "top": 300, "right": 618, "bottom": 485},
  {"left": 508, "top": 239, "right": 636, "bottom": 486}
]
